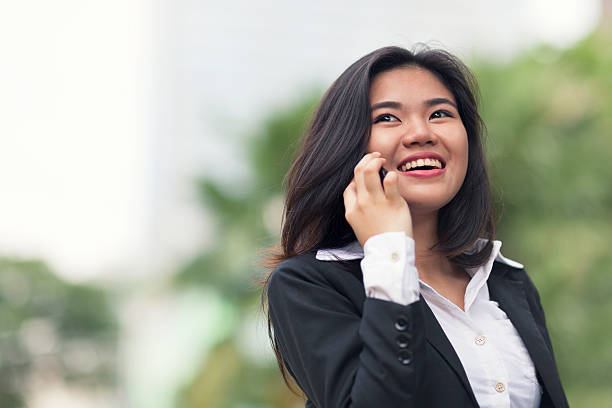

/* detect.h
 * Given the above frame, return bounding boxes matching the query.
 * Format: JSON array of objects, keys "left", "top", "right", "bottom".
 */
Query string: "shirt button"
[
  {"left": 390, "top": 252, "right": 400, "bottom": 262},
  {"left": 495, "top": 382, "right": 505, "bottom": 393},
  {"left": 474, "top": 335, "right": 486, "bottom": 346}
]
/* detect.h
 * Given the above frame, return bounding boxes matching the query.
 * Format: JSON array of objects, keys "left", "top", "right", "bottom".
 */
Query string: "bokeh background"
[{"left": 1, "top": 0, "right": 611, "bottom": 407}]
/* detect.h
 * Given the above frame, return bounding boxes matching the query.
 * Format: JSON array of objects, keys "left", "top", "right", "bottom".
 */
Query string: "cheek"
[
  {"left": 366, "top": 130, "right": 381, "bottom": 153},
  {"left": 366, "top": 128, "right": 398, "bottom": 154},
  {"left": 456, "top": 135, "right": 469, "bottom": 182},
  {"left": 462, "top": 135, "right": 469, "bottom": 166}
]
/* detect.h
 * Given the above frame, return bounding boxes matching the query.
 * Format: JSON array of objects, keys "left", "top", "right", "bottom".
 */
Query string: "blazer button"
[
  {"left": 394, "top": 316, "right": 409, "bottom": 331},
  {"left": 396, "top": 334, "right": 411, "bottom": 349},
  {"left": 398, "top": 350, "right": 413, "bottom": 365}
]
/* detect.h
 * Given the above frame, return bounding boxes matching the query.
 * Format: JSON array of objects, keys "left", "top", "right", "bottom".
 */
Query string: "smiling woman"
[{"left": 261, "top": 46, "right": 569, "bottom": 407}]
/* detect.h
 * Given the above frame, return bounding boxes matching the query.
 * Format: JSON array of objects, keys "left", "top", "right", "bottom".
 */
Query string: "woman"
[{"left": 262, "top": 46, "right": 568, "bottom": 407}]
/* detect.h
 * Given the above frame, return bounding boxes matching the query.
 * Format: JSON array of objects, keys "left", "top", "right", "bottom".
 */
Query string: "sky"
[{"left": 0, "top": 0, "right": 602, "bottom": 282}]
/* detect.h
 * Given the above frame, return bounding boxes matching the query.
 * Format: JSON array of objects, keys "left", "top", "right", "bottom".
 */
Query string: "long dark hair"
[{"left": 263, "top": 45, "right": 495, "bottom": 391}]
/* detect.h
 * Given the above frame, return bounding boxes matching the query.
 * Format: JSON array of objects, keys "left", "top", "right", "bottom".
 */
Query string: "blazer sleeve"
[{"left": 267, "top": 255, "right": 427, "bottom": 408}]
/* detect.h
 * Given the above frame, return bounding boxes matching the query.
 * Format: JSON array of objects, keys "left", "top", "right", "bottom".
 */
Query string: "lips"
[{"left": 400, "top": 167, "right": 446, "bottom": 178}]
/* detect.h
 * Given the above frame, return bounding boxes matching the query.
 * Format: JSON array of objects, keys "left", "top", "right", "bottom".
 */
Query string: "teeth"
[{"left": 399, "top": 158, "right": 444, "bottom": 171}]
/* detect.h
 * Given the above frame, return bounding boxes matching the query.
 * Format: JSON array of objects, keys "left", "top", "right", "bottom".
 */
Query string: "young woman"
[{"left": 262, "top": 46, "right": 568, "bottom": 407}]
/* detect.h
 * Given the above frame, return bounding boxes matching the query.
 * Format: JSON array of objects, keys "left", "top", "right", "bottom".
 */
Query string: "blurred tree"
[
  {"left": 0, "top": 258, "right": 117, "bottom": 407},
  {"left": 177, "top": 22, "right": 612, "bottom": 408},
  {"left": 474, "top": 25, "right": 612, "bottom": 405},
  {"left": 174, "top": 93, "right": 321, "bottom": 407}
]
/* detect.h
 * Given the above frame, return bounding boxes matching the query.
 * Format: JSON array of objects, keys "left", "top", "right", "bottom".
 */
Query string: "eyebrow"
[
  {"left": 371, "top": 97, "right": 457, "bottom": 111},
  {"left": 370, "top": 101, "right": 403, "bottom": 111},
  {"left": 426, "top": 97, "right": 457, "bottom": 109}
]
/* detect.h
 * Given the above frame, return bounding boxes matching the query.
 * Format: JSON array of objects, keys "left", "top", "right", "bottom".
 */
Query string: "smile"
[
  {"left": 397, "top": 158, "right": 443, "bottom": 172},
  {"left": 396, "top": 153, "right": 447, "bottom": 178}
]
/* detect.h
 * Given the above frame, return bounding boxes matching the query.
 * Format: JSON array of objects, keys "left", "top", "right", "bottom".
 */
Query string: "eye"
[
  {"left": 373, "top": 114, "right": 400, "bottom": 124},
  {"left": 430, "top": 110, "right": 454, "bottom": 119}
]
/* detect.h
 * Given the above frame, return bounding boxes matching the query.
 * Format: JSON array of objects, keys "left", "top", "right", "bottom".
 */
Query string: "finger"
[
  {"left": 354, "top": 152, "right": 381, "bottom": 178},
  {"left": 354, "top": 151, "right": 381, "bottom": 171},
  {"left": 364, "top": 151, "right": 382, "bottom": 160},
  {"left": 383, "top": 171, "right": 402, "bottom": 201},
  {"left": 357, "top": 157, "right": 386, "bottom": 195},
  {"left": 355, "top": 152, "right": 381, "bottom": 167},
  {"left": 343, "top": 179, "right": 357, "bottom": 210}
]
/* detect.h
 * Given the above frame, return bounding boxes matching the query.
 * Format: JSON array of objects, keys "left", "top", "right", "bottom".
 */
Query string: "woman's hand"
[{"left": 343, "top": 152, "right": 413, "bottom": 247}]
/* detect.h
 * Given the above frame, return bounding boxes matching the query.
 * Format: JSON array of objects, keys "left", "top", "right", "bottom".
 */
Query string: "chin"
[
  {"left": 404, "top": 199, "right": 449, "bottom": 216},
  {"left": 399, "top": 187, "right": 457, "bottom": 214}
]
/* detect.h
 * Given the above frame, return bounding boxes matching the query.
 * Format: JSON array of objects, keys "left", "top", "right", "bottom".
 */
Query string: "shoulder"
[
  {"left": 492, "top": 255, "right": 541, "bottom": 297},
  {"left": 269, "top": 252, "right": 328, "bottom": 285},
  {"left": 275, "top": 251, "right": 321, "bottom": 271},
  {"left": 267, "top": 252, "right": 363, "bottom": 305},
  {"left": 492, "top": 254, "right": 528, "bottom": 279},
  {"left": 271, "top": 252, "right": 360, "bottom": 284}
]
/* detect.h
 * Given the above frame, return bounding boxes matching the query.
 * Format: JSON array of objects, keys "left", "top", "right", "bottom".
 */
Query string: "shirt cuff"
[{"left": 360, "top": 232, "right": 420, "bottom": 306}]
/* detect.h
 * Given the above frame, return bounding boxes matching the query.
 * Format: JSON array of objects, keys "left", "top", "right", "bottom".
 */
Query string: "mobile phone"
[{"left": 379, "top": 167, "right": 388, "bottom": 184}]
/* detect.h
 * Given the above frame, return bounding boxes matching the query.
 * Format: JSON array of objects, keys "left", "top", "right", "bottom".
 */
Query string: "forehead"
[{"left": 369, "top": 66, "right": 455, "bottom": 104}]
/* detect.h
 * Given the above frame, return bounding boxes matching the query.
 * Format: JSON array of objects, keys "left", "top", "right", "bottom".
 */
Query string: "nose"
[{"left": 401, "top": 118, "right": 437, "bottom": 147}]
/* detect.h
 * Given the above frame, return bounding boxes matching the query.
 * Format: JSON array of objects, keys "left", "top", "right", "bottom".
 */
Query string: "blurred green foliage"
[
  {"left": 173, "top": 94, "right": 320, "bottom": 408},
  {"left": 478, "top": 29, "right": 612, "bottom": 404},
  {"left": 176, "top": 28, "right": 612, "bottom": 407},
  {"left": 0, "top": 258, "right": 117, "bottom": 407}
]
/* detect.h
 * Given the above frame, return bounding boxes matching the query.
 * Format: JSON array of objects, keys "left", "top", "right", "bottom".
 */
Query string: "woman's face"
[{"left": 367, "top": 66, "right": 469, "bottom": 215}]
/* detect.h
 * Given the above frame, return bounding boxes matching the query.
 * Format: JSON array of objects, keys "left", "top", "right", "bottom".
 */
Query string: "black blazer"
[{"left": 267, "top": 252, "right": 569, "bottom": 407}]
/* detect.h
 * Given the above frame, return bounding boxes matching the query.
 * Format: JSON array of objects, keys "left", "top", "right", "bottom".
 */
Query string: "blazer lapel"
[
  {"left": 488, "top": 266, "right": 567, "bottom": 408},
  {"left": 420, "top": 295, "right": 480, "bottom": 407}
]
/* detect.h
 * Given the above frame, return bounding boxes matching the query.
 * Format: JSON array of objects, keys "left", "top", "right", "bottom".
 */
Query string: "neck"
[{"left": 412, "top": 210, "right": 461, "bottom": 283}]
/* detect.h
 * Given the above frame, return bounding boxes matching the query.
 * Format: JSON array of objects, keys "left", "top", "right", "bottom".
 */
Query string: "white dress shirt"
[{"left": 316, "top": 232, "right": 543, "bottom": 408}]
